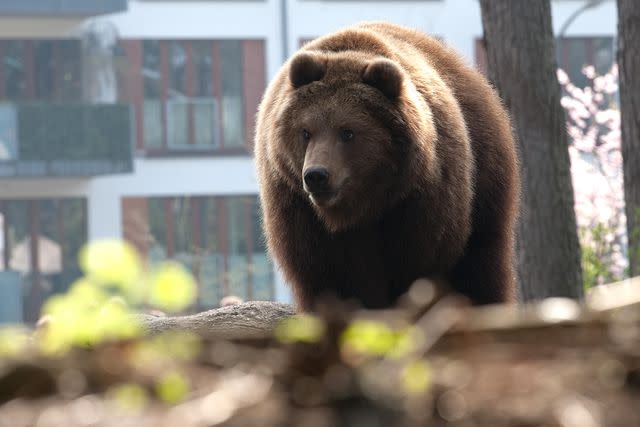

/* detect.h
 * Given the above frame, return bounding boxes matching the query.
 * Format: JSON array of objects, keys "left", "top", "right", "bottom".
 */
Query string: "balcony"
[
  {"left": 0, "top": 103, "right": 133, "bottom": 177},
  {"left": 0, "top": 0, "right": 127, "bottom": 17}
]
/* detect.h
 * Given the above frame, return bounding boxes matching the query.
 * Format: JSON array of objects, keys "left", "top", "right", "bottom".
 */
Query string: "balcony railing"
[
  {"left": 0, "top": 103, "right": 133, "bottom": 177},
  {"left": 0, "top": 0, "right": 128, "bottom": 17}
]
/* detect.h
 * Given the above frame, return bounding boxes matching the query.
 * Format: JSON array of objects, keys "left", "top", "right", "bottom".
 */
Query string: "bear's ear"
[
  {"left": 362, "top": 59, "right": 403, "bottom": 100},
  {"left": 289, "top": 53, "right": 326, "bottom": 88}
]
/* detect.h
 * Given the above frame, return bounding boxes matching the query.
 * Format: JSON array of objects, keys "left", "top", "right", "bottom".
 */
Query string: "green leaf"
[
  {"left": 148, "top": 262, "right": 197, "bottom": 312},
  {"left": 275, "top": 314, "right": 325, "bottom": 343},
  {"left": 79, "top": 239, "right": 142, "bottom": 288},
  {"left": 156, "top": 371, "right": 190, "bottom": 404}
]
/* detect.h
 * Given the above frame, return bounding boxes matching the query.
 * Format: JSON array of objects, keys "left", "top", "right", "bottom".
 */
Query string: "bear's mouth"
[{"left": 308, "top": 190, "right": 338, "bottom": 207}]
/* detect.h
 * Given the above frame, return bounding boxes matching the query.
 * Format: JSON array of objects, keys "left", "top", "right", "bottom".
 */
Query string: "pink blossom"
[
  {"left": 557, "top": 69, "right": 569, "bottom": 85},
  {"left": 583, "top": 65, "right": 596, "bottom": 79},
  {"left": 558, "top": 65, "right": 627, "bottom": 285}
]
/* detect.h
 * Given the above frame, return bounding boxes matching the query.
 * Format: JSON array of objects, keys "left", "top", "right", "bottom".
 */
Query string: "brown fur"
[{"left": 255, "top": 22, "right": 520, "bottom": 310}]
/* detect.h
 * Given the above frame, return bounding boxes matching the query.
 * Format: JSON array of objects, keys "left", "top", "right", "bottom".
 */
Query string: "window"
[
  {"left": 220, "top": 41, "right": 245, "bottom": 148},
  {"left": 126, "top": 39, "right": 264, "bottom": 154},
  {"left": 0, "top": 198, "right": 87, "bottom": 322},
  {"left": 122, "top": 195, "right": 274, "bottom": 309},
  {"left": 557, "top": 37, "right": 615, "bottom": 87},
  {"left": 0, "top": 104, "right": 17, "bottom": 160},
  {"left": 0, "top": 39, "right": 83, "bottom": 102}
]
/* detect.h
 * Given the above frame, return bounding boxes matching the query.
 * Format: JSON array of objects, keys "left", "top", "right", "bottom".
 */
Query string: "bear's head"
[{"left": 274, "top": 51, "right": 437, "bottom": 232}]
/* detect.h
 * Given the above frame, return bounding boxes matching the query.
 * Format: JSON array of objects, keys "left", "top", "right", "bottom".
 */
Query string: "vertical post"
[
  {"left": 24, "top": 41, "right": 35, "bottom": 100},
  {"left": 185, "top": 41, "right": 195, "bottom": 145},
  {"left": 0, "top": 41, "right": 5, "bottom": 99},
  {"left": 160, "top": 42, "right": 170, "bottom": 149},
  {"left": 1, "top": 201, "right": 8, "bottom": 270},
  {"left": 26, "top": 200, "right": 41, "bottom": 322},
  {"left": 164, "top": 198, "right": 174, "bottom": 258},
  {"left": 121, "top": 40, "right": 145, "bottom": 151},
  {"left": 217, "top": 197, "right": 229, "bottom": 297},
  {"left": 244, "top": 197, "right": 254, "bottom": 301},
  {"left": 212, "top": 42, "right": 224, "bottom": 149},
  {"left": 191, "top": 197, "right": 202, "bottom": 304}
]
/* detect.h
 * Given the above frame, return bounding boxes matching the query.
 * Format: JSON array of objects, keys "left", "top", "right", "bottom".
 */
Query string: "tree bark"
[
  {"left": 139, "top": 301, "right": 295, "bottom": 340},
  {"left": 617, "top": 0, "right": 640, "bottom": 277},
  {"left": 479, "top": 1, "right": 583, "bottom": 300}
]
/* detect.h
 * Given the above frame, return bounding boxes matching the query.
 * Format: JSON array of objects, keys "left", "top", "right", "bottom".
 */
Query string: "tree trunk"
[
  {"left": 479, "top": 1, "right": 583, "bottom": 300},
  {"left": 617, "top": 0, "right": 640, "bottom": 277}
]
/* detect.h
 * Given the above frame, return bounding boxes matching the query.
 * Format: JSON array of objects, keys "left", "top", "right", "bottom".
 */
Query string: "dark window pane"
[
  {"left": 143, "top": 40, "right": 161, "bottom": 99},
  {"left": 226, "top": 197, "right": 247, "bottom": 300},
  {"left": 57, "top": 40, "right": 82, "bottom": 101},
  {"left": 220, "top": 41, "right": 244, "bottom": 148},
  {"left": 173, "top": 197, "right": 194, "bottom": 275},
  {"left": 200, "top": 198, "right": 218, "bottom": 252},
  {"left": 193, "top": 41, "right": 213, "bottom": 97},
  {"left": 557, "top": 37, "right": 614, "bottom": 86},
  {"left": 251, "top": 197, "right": 267, "bottom": 253},
  {"left": 593, "top": 37, "right": 614, "bottom": 75},
  {"left": 173, "top": 196, "right": 192, "bottom": 255},
  {"left": 148, "top": 198, "right": 167, "bottom": 262},
  {"left": 3, "top": 200, "right": 31, "bottom": 322},
  {"left": 167, "top": 41, "right": 188, "bottom": 147},
  {"left": 34, "top": 41, "right": 55, "bottom": 100},
  {"left": 3, "top": 200, "right": 29, "bottom": 270},
  {"left": 227, "top": 197, "right": 246, "bottom": 254},
  {"left": 32, "top": 198, "right": 85, "bottom": 308},
  {"left": 197, "top": 197, "right": 222, "bottom": 307},
  {"left": 4, "top": 41, "right": 27, "bottom": 100},
  {"left": 142, "top": 41, "right": 163, "bottom": 147},
  {"left": 192, "top": 41, "right": 217, "bottom": 148},
  {"left": 169, "top": 41, "right": 186, "bottom": 97},
  {"left": 38, "top": 199, "right": 58, "bottom": 242},
  {"left": 566, "top": 39, "right": 588, "bottom": 86},
  {"left": 0, "top": 104, "right": 17, "bottom": 160},
  {"left": 60, "top": 199, "right": 86, "bottom": 274},
  {"left": 249, "top": 196, "right": 273, "bottom": 300},
  {"left": 0, "top": 205, "right": 5, "bottom": 271}
]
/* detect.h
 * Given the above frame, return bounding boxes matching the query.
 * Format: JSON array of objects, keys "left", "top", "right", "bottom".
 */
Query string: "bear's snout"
[{"left": 303, "top": 167, "right": 331, "bottom": 194}]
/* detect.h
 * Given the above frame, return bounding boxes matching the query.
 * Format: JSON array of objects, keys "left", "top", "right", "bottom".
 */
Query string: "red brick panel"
[
  {"left": 120, "top": 40, "right": 144, "bottom": 150},
  {"left": 242, "top": 40, "right": 266, "bottom": 151}
]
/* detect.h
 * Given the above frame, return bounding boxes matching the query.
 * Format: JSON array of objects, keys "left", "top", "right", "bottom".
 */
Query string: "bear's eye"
[
  {"left": 302, "top": 129, "right": 311, "bottom": 142},
  {"left": 340, "top": 129, "right": 354, "bottom": 142}
]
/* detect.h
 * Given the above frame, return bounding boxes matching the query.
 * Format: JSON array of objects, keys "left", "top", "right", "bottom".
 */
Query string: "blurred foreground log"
[
  {"left": 2, "top": 277, "right": 640, "bottom": 427},
  {"left": 139, "top": 301, "right": 296, "bottom": 340},
  {"left": 138, "top": 277, "right": 640, "bottom": 346}
]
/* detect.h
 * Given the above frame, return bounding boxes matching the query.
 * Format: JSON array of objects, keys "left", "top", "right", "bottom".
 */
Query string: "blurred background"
[{"left": 0, "top": 0, "right": 619, "bottom": 323}]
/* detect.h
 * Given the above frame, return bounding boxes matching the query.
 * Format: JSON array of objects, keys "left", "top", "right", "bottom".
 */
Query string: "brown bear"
[{"left": 255, "top": 22, "right": 520, "bottom": 311}]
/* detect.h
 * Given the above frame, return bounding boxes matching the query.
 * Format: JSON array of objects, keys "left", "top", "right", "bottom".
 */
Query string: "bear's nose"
[{"left": 304, "top": 167, "right": 330, "bottom": 193}]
